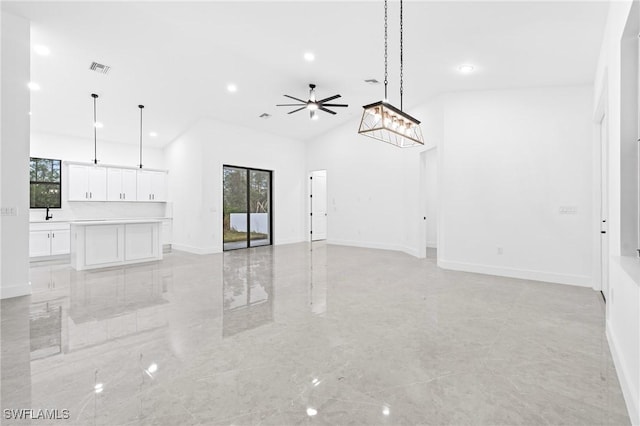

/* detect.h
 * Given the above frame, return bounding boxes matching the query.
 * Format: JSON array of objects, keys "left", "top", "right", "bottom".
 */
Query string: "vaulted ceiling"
[{"left": 3, "top": 1, "right": 608, "bottom": 147}]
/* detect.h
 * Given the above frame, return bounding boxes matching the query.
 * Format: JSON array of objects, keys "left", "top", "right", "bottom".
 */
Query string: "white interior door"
[
  {"left": 425, "top": 149, "right": 438, "bottom": 250},
  {"left": 310, "top": 170, "right": 327, "bottom": 241},
  {"left": 600, "top": 114, "right": 609, "bottom": 300}
]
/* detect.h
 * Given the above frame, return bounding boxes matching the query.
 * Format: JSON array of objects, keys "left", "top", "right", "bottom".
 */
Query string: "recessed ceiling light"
[
  {"left": 33, "top": 45, "right": 50, "bottom": 56},
  {"left": 94, "top": 122, "right": 103, "bottom": 128},
  {"left": 306, "top": 408, "right": 318, "bottom": 417},
  {"left": 27, "top": 82, "right": 40, "bottom": 91},
  {"left": 227, "top": 84, "right": 238, "bottom": 93},
  {"left": 457, "top": 64, "right": 475, "bottom": 74},
  {"left": 304, "top": 52, "right": 315, "bottom": 62},
  {"left": 149, "top": 132, "right": 158, "bottom": 137}
]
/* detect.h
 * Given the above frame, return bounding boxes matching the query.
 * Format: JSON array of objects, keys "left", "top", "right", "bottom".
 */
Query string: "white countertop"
[
  {"left": 71, "top": 219, "right": 164, "bottom": 226},
  {"left": 30, "top": 217, "right": 172, "bottom": 224}
]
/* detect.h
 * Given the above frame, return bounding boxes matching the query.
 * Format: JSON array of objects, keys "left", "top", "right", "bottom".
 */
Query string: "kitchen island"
[{"left": 70, "top": 219, "right": 162, "bottom": 271}]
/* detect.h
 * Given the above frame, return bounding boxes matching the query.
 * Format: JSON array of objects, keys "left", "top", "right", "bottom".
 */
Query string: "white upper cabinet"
[
  {"left": 136, "top": 170, "right": 167, "bottom": 202},
  {"left": 67, "top": 164, "right": 107, "bottom": 201},
  {"left": 66, "top": 162, "right": 166, "bottom": 203},
  {"left": 107, "top": 168, "right": 137, "bottom": 201}
]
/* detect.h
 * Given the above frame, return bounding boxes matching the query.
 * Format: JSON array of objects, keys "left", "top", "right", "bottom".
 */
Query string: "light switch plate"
[{"left": 0, "top": 207, "right": 17, "bottom": 216}]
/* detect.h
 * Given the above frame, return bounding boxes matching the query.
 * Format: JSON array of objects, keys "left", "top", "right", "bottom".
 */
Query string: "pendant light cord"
[
  {"left": 91, "top": 93, "right": 98, "bottom": 164},
  {"left": 384, "top": 0, "right": 388, "bottom": 102},
  {"left": 139, "top": 105, "right": 144, "bottom": 169},
  {"left": 400, "top": 0, "right": 404, "bottom": 111}
]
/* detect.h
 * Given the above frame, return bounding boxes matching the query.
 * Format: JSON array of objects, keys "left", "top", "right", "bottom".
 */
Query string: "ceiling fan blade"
[
  {"left": 288, "top": 106, "right": 307, "bottom": 114},
  {"left": 277, "top": 103, "right": 306, "bottom": 107},
  {"left": 319, "top": 107, "right": 337, "bottom": 115},
  {"left": 284, "top": 94, "right": 307, "bottom": 103},
  {"left": 321, "top": 103, "right": 348, "bottom": 108},
  {"left": 317, "top": 94, "right": 341, "bottom": 103}
]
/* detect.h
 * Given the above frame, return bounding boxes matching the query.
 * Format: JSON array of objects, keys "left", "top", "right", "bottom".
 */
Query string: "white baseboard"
[
  {"left": 437, "top": 259, "right": 592, "bottom": 287},
  {"left": 607, "top": 322, "right": 640, "bottom": 425},
  {"left": 1, "top": 282, "right": 32, "bottom": 299},
  {"left": 171, "top": 244, "right": 221, "bottom": 255},
  {"left": 274, "top": 238, "right": 305, "bottom": 246},
  {"left": 327, "top": 239, "right": 420, "bottom": 258}
]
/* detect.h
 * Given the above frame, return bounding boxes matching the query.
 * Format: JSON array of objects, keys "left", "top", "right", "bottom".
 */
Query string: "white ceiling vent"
[{"left": 89, "top": 62, "right": 111, "bottom": 74}]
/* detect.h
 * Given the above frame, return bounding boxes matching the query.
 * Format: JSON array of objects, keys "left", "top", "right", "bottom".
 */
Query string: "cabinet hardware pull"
[
  {"left": 90, "top": 192, "right": 92, "bottom": 198},
  {"left": 86, "top": 192, "right": 88, "bottom": 198},
  {"left": 52, "top": 233, "right": 55, "bottom": 238}
]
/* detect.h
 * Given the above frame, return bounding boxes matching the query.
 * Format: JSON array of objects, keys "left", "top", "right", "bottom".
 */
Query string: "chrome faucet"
[{"left": 45, "top": 206, "right": 53, "bottom": 221}]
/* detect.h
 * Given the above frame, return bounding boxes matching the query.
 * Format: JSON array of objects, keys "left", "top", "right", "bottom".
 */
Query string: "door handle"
[{"left": 601, "top": 231, "right": 606, "bottom": 234}]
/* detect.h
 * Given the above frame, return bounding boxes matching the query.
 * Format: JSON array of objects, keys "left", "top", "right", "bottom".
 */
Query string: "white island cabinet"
[{"left": 70, "top": 220, "right": 162, "bottom": 270}]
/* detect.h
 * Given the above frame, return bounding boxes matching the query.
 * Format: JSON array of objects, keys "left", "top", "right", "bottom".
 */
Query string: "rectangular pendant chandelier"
[{"left": 358, "top": 101, "right": 424, "bottom": 147}]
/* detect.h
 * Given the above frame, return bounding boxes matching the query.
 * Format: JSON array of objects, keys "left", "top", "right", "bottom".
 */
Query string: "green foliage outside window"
[{"left": 30, "top": 157, "right": 61, "bottom": 208}]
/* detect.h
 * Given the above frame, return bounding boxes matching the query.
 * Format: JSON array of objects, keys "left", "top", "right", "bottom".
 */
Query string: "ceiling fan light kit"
[
  {"left": 277, "top": 83, "right": 348, "bottom": 119},
  {"left": 358, "top": 0, "right": 424, "bottom": 147}
]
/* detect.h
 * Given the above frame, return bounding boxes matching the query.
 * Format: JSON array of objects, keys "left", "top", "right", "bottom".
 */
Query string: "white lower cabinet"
[{"left": 29, "top": 223, "right": 71, "bottom": 258}]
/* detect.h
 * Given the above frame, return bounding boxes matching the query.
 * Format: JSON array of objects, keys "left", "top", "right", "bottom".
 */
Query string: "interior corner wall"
[
  {"left": 305, "top": 119, "right": 420, "bottom": 256},
  {"left": 164, "top": 118, "right": 306, "bottom": 254},
  {"left": 594, "top": 1, "right": 640, "bottom": 424},
  {"left": 1, "top": 11, "right": 31, "bottom": 299}
]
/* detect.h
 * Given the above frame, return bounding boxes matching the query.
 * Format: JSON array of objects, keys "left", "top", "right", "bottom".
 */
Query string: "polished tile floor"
[{"left": 1, "top": 243, "right": 630, "bottom": 425}]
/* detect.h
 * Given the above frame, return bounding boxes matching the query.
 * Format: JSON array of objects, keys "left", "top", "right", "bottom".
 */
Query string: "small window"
[{"left": 30, "top": 157, "right": 62, "bottom": 208}]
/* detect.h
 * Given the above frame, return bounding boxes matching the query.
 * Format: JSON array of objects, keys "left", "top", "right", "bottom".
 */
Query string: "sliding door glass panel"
[
  {"left": 249, "top": 170, "right": 271, "bottom": 247},
  {"left": 223, "top": 166, "right": 248, "bottom": 250}
]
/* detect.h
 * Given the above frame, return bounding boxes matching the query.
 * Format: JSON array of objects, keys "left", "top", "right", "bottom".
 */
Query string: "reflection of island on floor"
[
  {"left": 30, "top": 302, "right": 62, "bottom": 360},
  {"left": 67, "top": 264, "right": 171, "bottom": 351}
]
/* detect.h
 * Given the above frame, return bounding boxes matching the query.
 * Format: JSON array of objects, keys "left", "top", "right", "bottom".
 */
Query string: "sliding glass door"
[{"left": 223, "top": 166, "right": 272, "bottom": 251}]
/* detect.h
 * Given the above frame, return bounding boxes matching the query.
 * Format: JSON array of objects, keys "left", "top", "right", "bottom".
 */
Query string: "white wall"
[
  {"left": 31, "top": 132, "right": 165, "bottom": 169},
  {"left": 594, "top": 1, "right": 640, "bottom": 423},
  {"left": 29, "top": 132, "right": 167, "bottom": 222},
  {"left": 305, "top": 116, "right": 420, "bottom": 254},
  {"left": 1, "top": 12, "right": 31, "bottom": 299},
  {"left": 164, "top": 118, "right": 306, "bottom": 254},
  {"left": 437, "top": 86, "right": 594, "bottom": 287}
]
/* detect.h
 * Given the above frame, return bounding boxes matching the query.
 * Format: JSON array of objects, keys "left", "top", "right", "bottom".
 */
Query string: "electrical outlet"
[
  {"left": 497, "top": 247, "right": 503, "bottom": 255},
  {"left": 559, "top": 206, "right": 578, "bottom": 214}
]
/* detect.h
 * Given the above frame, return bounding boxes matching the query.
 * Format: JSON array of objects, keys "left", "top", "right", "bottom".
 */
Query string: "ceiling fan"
[{"left": 277, "top": 84, "right": 348, "bottom": 120}]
